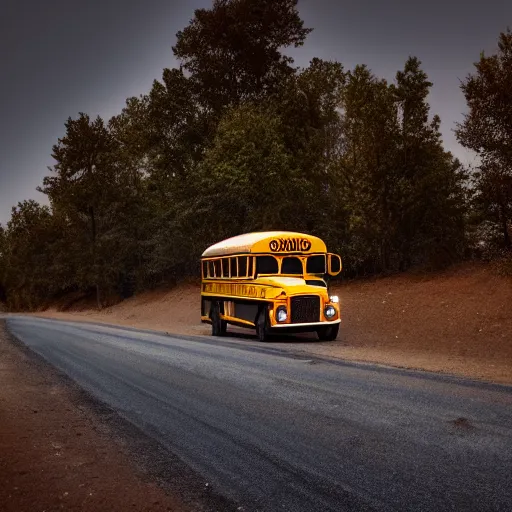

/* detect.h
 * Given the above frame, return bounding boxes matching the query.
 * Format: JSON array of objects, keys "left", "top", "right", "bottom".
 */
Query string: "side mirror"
[{"left": 327, "top": 253, "right": 342, "bottom": 276}]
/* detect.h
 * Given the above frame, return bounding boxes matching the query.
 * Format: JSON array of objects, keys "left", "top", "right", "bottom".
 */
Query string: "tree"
[
  {"left": 144, "top": 68, "right": 206, "bottom": 194},
  {"left": 325, "top": 59, "right": 467, "bottom": 276},
  {"left": 330, "top": 65, "right": 400, "bottom": 274},
  {"left": 393, "top": 57, "right": 467, "bottom": 269},
  {"left": 0, "top": 224, "right": 6, "bottom": 304},
  {"left": 455, "top": 30, "right": 512, "bottom": 249},
  {"left": 38, "top": 113, "right": 122, "bottom": 309},
  {"left": 173, "top": 0, "right": 312, "bottom": 113},
  {"left": 197, "top": 103, "right": 300, "bottom": 243},
  {"left": 470, "top": 160, "right": 512, "bottom": 252},
  {"left": 268, "top": 58, "right": 346, "bottom": 236},
  {"left": 2, "top": 201, "right": 56, "bottom": 310},
  {"left": 134, "top": 69, "right": 207, "bottom": 283},
  {"left": 108, "top": 96, "right": 158, "bottom": 293}
]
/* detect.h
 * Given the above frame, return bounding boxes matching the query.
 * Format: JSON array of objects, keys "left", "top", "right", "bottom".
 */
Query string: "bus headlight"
[
  {"left": 276, "top": 306, "right": 288, "bottom": 323},
  {"left": 329, "top": 295, "right": 339, "bottom": 304},
  {"left": 325, "top": 305, "right": 336, "bottom": 319}
]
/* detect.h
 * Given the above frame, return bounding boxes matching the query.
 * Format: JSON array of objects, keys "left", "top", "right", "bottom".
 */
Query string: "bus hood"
[{"left": 259, "top": 276, "right": 327, "bottom": 293}]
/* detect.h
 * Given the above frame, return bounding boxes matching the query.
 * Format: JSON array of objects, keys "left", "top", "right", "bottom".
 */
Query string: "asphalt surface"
[{"left": 6, "top": 316, "right": 512, "bottom": 512}]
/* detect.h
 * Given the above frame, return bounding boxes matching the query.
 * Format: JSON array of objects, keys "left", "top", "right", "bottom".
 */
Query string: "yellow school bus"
[{"left": 200, "top": 231, "right": 342, "bottom": 341}]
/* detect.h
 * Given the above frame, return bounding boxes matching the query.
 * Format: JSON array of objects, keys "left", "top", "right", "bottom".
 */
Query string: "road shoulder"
[{"left": 0, "top": 320, "right": 237, "bottom": 512}]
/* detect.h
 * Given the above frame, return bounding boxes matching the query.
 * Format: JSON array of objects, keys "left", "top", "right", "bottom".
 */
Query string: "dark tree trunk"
[
  {"left": 95, "top": 283, "right": 101, "bottom": 311},
  {"left": 89, "top": 205, "right": 101, "bottom": 311},
  {"left": 499, "top": 204, "right": 511, "bottom": 249}
]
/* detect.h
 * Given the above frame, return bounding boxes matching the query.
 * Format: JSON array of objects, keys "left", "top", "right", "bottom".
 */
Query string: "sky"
[{"left": 0, "top": 0, "right": 510, "bottom": 225}]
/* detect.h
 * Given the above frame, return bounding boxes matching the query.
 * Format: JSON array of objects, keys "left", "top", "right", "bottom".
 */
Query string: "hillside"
[{"left": 32, "top": 262, "right": 512, "bottom": 385}]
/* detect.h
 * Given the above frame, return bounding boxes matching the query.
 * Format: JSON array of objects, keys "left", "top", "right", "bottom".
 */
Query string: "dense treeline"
[{"left": 0, "top": 0, "right": 510, "bottom": 311}]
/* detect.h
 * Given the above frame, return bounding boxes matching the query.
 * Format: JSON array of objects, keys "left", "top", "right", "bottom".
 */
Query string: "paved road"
[{"left": 6, "top": 316, "right": 512, "bottom": 512}]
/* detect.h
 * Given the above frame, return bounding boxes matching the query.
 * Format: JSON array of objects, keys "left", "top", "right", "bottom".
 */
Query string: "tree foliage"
[
  {"left": 198, "top": 103, "right": 299, "bottom": 239},
  {"left": 0, "top": 0, "right": 475, "bottom": 310},
  {"left": 173, "top": 0, "right": 311, "bottom": 112},
  {"left": 456, "top": 30, "right": 512, "bottom": 249}
]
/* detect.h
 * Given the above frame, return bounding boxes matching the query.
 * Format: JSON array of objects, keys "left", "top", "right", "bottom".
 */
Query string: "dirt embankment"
[{"left": 32, "top": 262, "right": 512, "bottom": 385}]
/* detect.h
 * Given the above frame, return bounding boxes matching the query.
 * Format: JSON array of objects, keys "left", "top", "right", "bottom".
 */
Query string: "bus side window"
[
  {"left": 238, "top": 256, "right": 247, "bottom": 278},
  {"left": 214, "top": 259, "right": 221, "bottom": 278},
  {"left": 202, "top": 261, "right": 208, "bottom": 279},
  {"left": 230, "top": 257, "right": 238, "bottom": 277},
  {"left": 282, "top": 257, "right": 303, "bottom": 275},
  {"left": 208, "top": 261, "right": 215, "bottom": 278},
  {"left": 247, "top": 257, "right": 253, "bottom": 278},
  {"left": 222, "top": 258, "right": 229, "bottom": 278}
]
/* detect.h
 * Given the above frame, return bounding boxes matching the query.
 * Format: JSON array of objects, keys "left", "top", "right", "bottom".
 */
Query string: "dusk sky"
[{"left": 1, "top": 0, "right": 510, "bottom": 225}]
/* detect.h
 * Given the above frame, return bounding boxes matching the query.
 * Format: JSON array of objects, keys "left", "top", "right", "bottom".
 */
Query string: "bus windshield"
[
  {"left": 281, "top": 257, "right": 303, "bottom": 274},
  {"left": 254, "top": 254, "right": 326, "bottom": 276},
  {"left": 256, "top": 256, "right": 279, "bottom": 275}
]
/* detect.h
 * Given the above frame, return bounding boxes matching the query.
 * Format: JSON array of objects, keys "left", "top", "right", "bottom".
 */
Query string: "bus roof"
[{"left": 201, "top": 231, "right": 327, "bottom": 258}]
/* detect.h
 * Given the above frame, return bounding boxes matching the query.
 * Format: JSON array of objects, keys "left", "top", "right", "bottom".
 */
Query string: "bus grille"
[{"left": 290, "top": 296, "right": 320, "bottom": 324}]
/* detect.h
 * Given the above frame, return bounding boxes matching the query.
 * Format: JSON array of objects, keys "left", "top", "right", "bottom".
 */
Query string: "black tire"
[
  {"left": 317, "top": 324, "right": 339, "bottom": 341},
  {"left": 256, "top": 307, "right": 269, "bottom": 342},
  {"left": 211, "top": 302, "right": 227, "bottom": 337}
]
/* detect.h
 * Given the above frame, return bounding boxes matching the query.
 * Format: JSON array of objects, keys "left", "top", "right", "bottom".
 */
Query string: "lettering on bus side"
[
  {"left": 203, "top": 282, "right": 264, "bottom": 299},
  {"left": 269, "top": 238, "right": 312, "bottom": 253}
]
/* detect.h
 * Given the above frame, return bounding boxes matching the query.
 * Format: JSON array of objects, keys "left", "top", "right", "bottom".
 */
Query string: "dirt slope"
[{"left": 32, "top": 262, "right": 512, "bottom": 384}]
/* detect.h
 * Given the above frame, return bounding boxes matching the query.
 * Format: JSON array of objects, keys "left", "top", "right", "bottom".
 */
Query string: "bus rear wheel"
[
  {"left": 211, "top": 302, "right": 227, "bottom": 337},
  {"left": 256, "top": 308, "right": 269, "bottom": 342},
  {"left": 317, "top": 324, "right": 339, "bottom": 341}
]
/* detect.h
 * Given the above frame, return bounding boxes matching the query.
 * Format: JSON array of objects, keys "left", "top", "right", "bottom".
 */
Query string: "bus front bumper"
[{"left": 270, "top": 319, "right": 340, "bottom": 333}]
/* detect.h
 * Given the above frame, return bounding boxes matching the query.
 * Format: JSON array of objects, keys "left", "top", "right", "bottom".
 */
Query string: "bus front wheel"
[
  {"left": 211, "top": 302, "right": 227, "bottom": 337},
  {"left": 256, "top": 308, "right": 269, "bottom": 342},
  {"left": 317, "top": 324, "right": 339, "bottom": 341}
]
